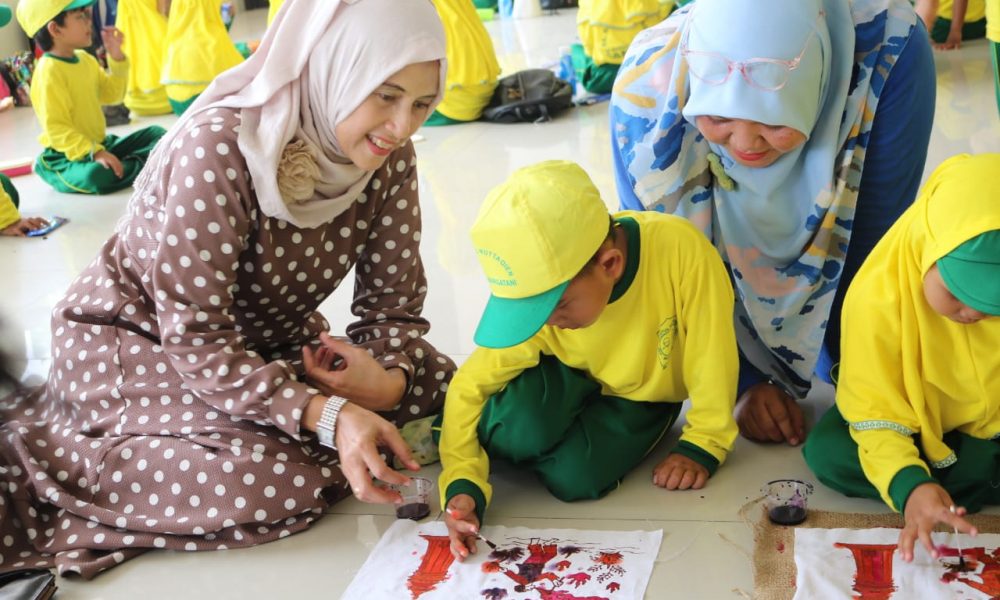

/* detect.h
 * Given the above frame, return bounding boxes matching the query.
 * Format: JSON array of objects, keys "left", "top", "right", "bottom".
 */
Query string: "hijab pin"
[{"left": 707, "top": 152, "right": 736, "bottom": 191}]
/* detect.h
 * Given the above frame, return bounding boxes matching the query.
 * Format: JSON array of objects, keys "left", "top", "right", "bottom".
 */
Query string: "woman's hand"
[
  {"left": 444, "top": 494, "right": 481, "bottom": 561},
  {"left": 899, "top": 483, "right": 976, "bottom": 562},
  {"left": 304, "top": 398, "right": 420, "bottom": 504},
  {"left": 735, "top": 382, "right": 805, "bottom": 445},
  {"left": 302, "top": 332, "right": 407, "bottom": 411}
]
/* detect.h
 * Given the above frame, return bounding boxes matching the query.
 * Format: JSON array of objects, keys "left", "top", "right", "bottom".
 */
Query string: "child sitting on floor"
[
  {"left": 0, "top": 173, "right": 49, "bottom": 237},
  {"left": 439, "top": 160, "right": 739, "bottom": 560},
  {"left": 916, "top": 0, "right": 988, "bottom": 50},
  {"left": 16, "top": 0, "right": 165, "bottom": 194},
  {"left": 804, "top": 153, "right": 1000, "bottom": 563}
]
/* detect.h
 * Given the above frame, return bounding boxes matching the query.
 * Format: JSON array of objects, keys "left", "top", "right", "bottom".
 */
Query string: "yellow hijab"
[
  {"left": 162, "top": 0, "right": 244, "bottom": 101},
  {"left": 838, "top": 154, "right": 1000, "bottom": 469}
]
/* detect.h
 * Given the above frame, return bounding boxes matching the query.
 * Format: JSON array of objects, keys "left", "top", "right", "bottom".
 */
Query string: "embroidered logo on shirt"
[{"left": 656, "top": 316, "right": 677, "bottom": 369}]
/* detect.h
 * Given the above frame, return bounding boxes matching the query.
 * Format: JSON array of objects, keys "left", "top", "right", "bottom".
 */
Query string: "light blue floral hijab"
[{"left": 610, "top": 0, "right": 917, "bottom": 397}]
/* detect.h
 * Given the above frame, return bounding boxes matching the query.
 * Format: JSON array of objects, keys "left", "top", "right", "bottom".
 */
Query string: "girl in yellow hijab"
[
  {"left": 805, "top": 153, "right": 1000, "bottom": 564},
  {"left": 162, "top": 0, "right": 243, "bottom": 114}
]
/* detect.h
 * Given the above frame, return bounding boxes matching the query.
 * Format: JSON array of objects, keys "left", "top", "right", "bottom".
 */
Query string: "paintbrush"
[
  {"left": 446, "top": 507, "right": 497, "bottom": 550},
  {"left": 475, "top": 531, "right": 498, "bottom": 550},
  {"left": 950, "top": 505, "right": 966, "bottom": 570}
]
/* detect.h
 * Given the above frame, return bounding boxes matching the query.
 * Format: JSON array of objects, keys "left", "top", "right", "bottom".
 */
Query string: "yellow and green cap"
[
  {"left": 470, "top": 160, "right": 611, "bottom": 349},
  {"left": 0, "top": 4, "right": 12, "bottom": 28},
  {"left": 16, "top": 0, "right": 94, "bottom": 37},
  {"left": 938, "top": 229, "right": 1000, "bottom": 316}
]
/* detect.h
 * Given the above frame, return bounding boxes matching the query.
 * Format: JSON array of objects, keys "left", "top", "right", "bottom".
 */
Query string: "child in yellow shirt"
[
  {"left": 16, "top": 0, "right": 165, "bottom": 194},
  {"left": 804, "top": 154, "right": 1000, "bottom": 564},
  {"left": 439, "top": 161, "right": 738, "bottom": 559},
  {"left": 575, "top": 0, "right": 673, "bottom": 93},
  {"left": 916, "top": 0, "right": 987, "bottom": 49}
]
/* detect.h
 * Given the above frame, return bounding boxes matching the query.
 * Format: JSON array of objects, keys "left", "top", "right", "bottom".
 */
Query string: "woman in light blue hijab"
[{"left": 610, "top": 0, "right": 935, "bottom": 446}]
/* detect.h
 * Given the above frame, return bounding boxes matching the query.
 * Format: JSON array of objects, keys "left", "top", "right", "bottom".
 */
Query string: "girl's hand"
[
  {"left": 899, "top": 483, "right": 977, "bottom": 562},
  {"left": 302, "top": 332, "right": 406, "bottom": 411}
]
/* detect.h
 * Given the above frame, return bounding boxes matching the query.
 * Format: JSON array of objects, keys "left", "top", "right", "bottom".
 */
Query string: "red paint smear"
[{"left": 776, "top": 541, "right": 785, "bottom": 553}]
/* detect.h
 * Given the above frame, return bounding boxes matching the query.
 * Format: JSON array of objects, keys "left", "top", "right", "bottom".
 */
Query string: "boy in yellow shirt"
[
  {"left": 439, "top": 161, "right": 738, "bottom": 559},
  {"left": 804, "top": 154, "right": 1000, "bottom": 564},
  {"left": 575, "top": 0, "right": 673, "bottom": 93},
  {"left": 17, "top": 0, "right": 165, "bottom": 194}
]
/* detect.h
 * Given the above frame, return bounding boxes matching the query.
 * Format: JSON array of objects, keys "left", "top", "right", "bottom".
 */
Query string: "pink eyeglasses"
[{"left": 680, "top": 12, "right": 821, "bottom": 92}]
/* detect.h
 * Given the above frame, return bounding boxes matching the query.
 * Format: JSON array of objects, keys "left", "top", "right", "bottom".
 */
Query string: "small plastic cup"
[
  {"left": 762, "top": 479, "right": 814, "bottom": 526},
  {"left": 392, "top": 477, "right": 432, "bottom": 521}
]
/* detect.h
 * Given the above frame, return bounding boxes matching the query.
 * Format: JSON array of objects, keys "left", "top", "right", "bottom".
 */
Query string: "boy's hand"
[
  {"left": 736, "top": 382, "right": 805, "bottom": 445},
  {"left": 2, "top": 217, "right": 49, "bottom": 237},
  {"left": 101, "top": 27, "right": 125, "bottom": 61},
  {"left": 899, "top": 482, "right": 976, "bottom": 562},
  {"left": 653, "top": 453, "right": 709, "bottom": 490},
  {"left": 94, "top": 150, "right": 124, "bottom": 178},
  {"left": 444, "top": 494, "right": 481, "bottom": 561}
]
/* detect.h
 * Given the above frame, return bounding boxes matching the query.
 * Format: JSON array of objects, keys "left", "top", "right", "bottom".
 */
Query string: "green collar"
[
  {"left": 44, "top": 52, "right": 80, "bottom": 64},
  {"left": 609, "top": 216, "right": 640, "bottom": 303}
]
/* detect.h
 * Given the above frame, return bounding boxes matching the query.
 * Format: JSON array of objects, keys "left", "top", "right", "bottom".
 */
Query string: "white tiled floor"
[{"left": 1, "top": 7, "right": 999, "bottom": 599}]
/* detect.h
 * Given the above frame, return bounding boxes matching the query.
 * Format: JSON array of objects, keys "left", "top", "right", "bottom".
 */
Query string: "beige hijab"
[{"left": 138, "top": 0, "right": 447, "bottom": 228}]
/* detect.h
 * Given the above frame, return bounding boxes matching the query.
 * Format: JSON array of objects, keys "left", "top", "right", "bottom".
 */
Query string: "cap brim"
[
  {"left": 938, "top": 256, "right": 1000, "bottom": 316},
  {"left": 0, "top": 6, "right": 11, "bottom": 28},
  {"left": 65, "top": 0, "right": 97, "bottom": 10},
  {"left": 473, "top": 280, "right": 569, "bottom": 349}
]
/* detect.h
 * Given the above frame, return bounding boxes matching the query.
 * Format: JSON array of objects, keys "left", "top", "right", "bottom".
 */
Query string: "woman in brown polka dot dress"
[{"left": 0, "top": 0, "right": 455, "bottom": 578}]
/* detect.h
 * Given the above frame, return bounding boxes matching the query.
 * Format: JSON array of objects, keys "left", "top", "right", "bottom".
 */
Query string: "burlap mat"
[{"left": 749, "top": 501, "right": 1000, "bottom": 600}]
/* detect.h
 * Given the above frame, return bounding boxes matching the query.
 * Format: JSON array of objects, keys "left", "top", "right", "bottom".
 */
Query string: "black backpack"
[{"left": 481, "top": 69, "right": 574, "bottom": 124}]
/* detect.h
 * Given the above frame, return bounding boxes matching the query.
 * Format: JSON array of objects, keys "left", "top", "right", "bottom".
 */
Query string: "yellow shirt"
[
  {"left": 163, "top": 0, "right": 243, "bottom": 104},
  {"left": 31, "top": 51, "right": 128, "bottom": 161},
  {"left": 939, "top": 0, "right": 987, "bottom": 22},
  {"left": 439, "top": 210, "right": 738, "bottom": 508},
  {"left": 577, "top": 0, "right": 674, "bottom": 65},
  {"left": 117, "top": 0, "right": 171, "bottom": 115},
  {"left": 0, "top": 186, "right": 19, "bottom": 231},
  {"left": 433, "top": 0, "right": 501, "bottom": 122},
  {"left": 838, "top": 154, "right": 1000, "bottom": 511},
  {"left": 988, "top": 0, "right": 1000, "bottom": 41},
  {"left": 267, "top": 0, "right": 284, "bottom": 25}
]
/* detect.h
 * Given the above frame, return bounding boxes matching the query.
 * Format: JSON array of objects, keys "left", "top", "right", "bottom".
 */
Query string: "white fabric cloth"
[
  {"left": 794, "top": 527, "right": 1000, "bottom": 599},
  {"left": 342, "top": 520, "right": 662, "bottom": 599},
  {"left": 137, "top": 0, "right": 447, "bottom": 228}
]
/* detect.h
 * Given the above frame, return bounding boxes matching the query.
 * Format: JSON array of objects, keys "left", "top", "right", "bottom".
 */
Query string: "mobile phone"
[{"left": 26, "top": 216, "right": 68, "bottom": 237}]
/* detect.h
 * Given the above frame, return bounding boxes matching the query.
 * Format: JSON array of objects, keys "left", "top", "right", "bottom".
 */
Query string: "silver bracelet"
[{"left": 316, "top": 395, "right": 348, "bottom": 450}]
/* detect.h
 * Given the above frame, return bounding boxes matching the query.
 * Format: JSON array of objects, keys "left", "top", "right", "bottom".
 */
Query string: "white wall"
[{"left": 0, "top": 1, "right": 29, "bottom": 58}]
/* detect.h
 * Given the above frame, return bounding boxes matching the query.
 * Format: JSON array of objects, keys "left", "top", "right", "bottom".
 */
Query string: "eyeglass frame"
[{"left": 679, "top": 9, "right": 823, "bottom": 92}]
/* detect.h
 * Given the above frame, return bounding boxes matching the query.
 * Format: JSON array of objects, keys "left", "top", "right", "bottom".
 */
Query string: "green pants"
[
  {"left": 35, "top": 126, "right": 166, "bottom": 195},
  {"left": 931, "top": 16, "right": 987, "bottom": 44},
  {"left": 572, "top": 45, "right": 620, "bottom": 95},
  {"left": 0, "top": 173, "right": 19, "bottom": 208},
  {"left": 169, "top": 96, "right": 198, "bottom": 116},
  {"left": 992, "top": 41, "right": 1000, "bottom": 119},
  {"left": 423, "top": 110, "right": 466, "bottom": 127},
  {"left": 804, "top": 405, "right": 1000, "bottom": 513},
  {"left": 477, "top": 355, "right": 680, "bottom": 502}
]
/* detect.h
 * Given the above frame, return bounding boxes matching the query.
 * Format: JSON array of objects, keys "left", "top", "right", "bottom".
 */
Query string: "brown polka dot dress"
[{"left": 0, "top": 108, "right": 455, "bottom": 578}]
